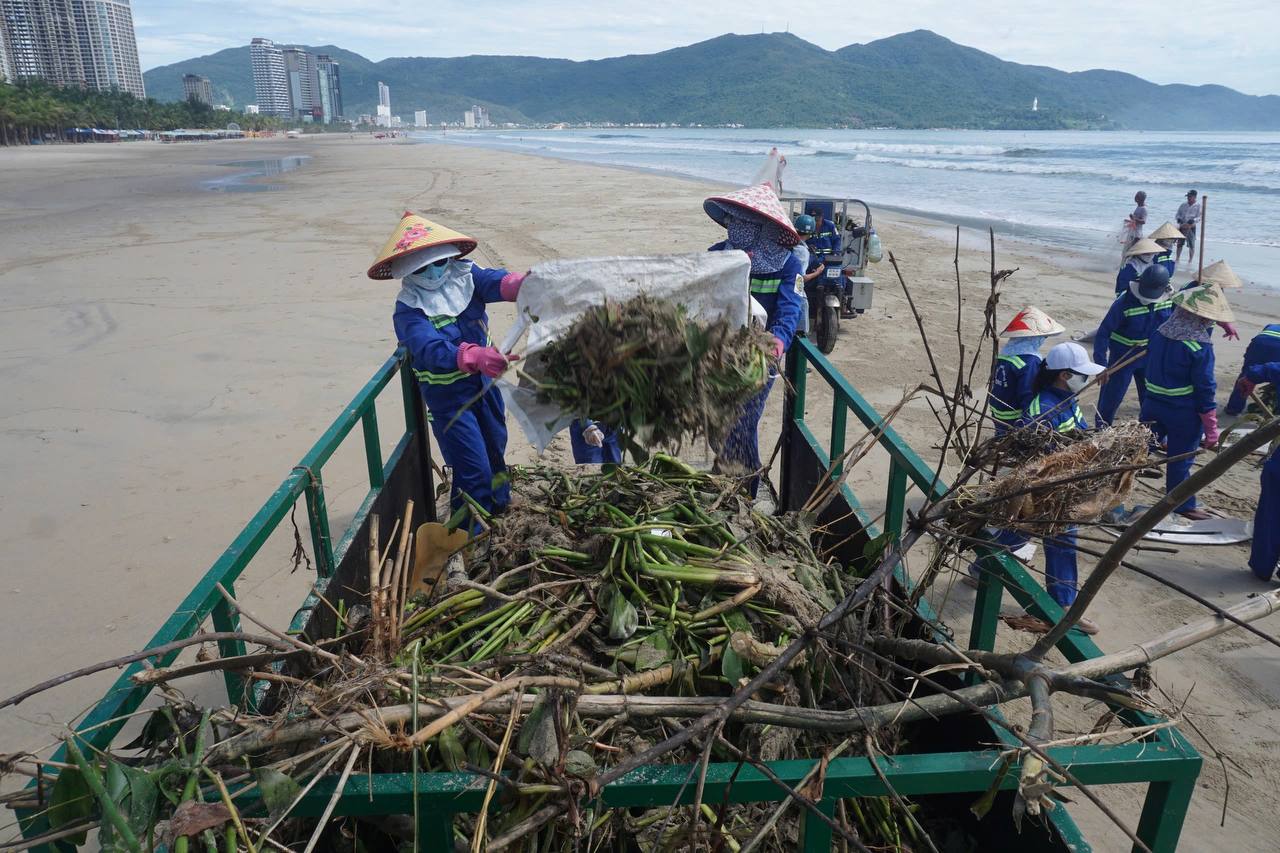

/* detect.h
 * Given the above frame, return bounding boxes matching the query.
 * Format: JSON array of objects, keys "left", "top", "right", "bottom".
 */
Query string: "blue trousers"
[
  {"left": 569, "top": 421, "right": 622, "bottom": 465},
  {"left": 427, "top": 384, "right": 510, "bottom": 527},
  {"left": 720, "top": 374, "right": 776, "bottom": 498},
  {"left": 1095, "top": 348, "right": 1146, "bottom": 427},
  {"left": 1044, "top": 527, "right": 1079, "bottom": 607},
  {"left": 1225, "top": 373, "right": 1249, "bottom": 416},
  {"left": 1141, "top": 397, "right": 1203, "bottom": 514},
  {"left": 1250, "top": 453, "right": 1280, "bottom": 580}
]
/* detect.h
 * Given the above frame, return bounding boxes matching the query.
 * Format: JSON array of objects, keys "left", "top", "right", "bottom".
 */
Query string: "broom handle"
[{"left": 1197, "top": 195, "right": 1207, "bottom": 282}]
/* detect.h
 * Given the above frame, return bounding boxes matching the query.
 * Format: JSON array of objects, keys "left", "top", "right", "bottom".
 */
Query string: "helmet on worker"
[
  {"left": 794, "top": 214, "right": 816, "bottom": 236},
  {"left": 1132, "top": 264, "right": 1171, "bottom": 305}
]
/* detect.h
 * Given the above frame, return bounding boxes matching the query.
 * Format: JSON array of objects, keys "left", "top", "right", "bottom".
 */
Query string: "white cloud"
[{"left": 133, "top": 0, "right": 1280, "bottom": 95}]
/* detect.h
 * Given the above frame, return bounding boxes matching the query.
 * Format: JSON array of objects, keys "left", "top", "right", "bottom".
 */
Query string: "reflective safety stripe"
[
  {"left": 1027, "top": 396, "right": 1042, "bottom": 417},
  {"left": 1155, "top": 300, "right": 1173, "bottom": 310},
  {"left": 430, "top": 315, "right": 457, "bottom": 329},
  {"left": 1123, "top": 305, "right": 1150, "bottom": 317},
  {"left": 1110, "top": 332, "right": 1148, "bottom": 347},
  {"left": 1183, "top": 341, "right": 1202, "bottom": 353},
  {"left": 1056, "top": 404, "right": 1087, "bottom": 433},
  {"left": 991, "top": 406, "right": 1021, "bottom": 421},
  {"left": 997, "top": 354, "right": 1025, "bottom": 370},
  {"left": 414, "top": 367, "right": 468, "bottom": 385},
  {"left": 1146, "top": 382, "right": 1193, "bottom": 397},
  {"left": 1261, "top": 329, "right": 1280, "bottom": 339},
  {"left": 749, "top": 277, "right": 781, "bottom": 294}
]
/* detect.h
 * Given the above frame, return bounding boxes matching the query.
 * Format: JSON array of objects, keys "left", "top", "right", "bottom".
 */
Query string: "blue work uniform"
[
  {"left": 709, "top": 244, "right": 805, "bottom": 497},
  {"left": 1245, "top": 361, "right": 1280, "bottom": 580},
  {"left": 988, "top": 352, "right": 1042, "bottom": 435},
  {"left": 393, "top": 262, "right": 512, "bottom": 525},
  {"left": 1114, "top": 261, "right": 1145, "bottom": 296},
  {"left": 1140, "top": 330, "right": 1216, "bottom": 514},
  {"left": 1020, "top": 385, "right": 1091, "bottom": 607},
  {"left": 1225, "top": 324, "right": 1280, "bottom": 415},
  {"left": 791, "top": 244, "right": 812, "bottom": 335},
  {"left": 807, "top": 219, "right": 842, "bottom": 259},
  {"left": 1154, "top": 251, "right": 1176, "bottom": 277},
  {"left": 569, "top": 420, "right": 622, "bottom": 465},
  {"left": 1093, "top": 291, "right": 1174, "bottom": 426}
]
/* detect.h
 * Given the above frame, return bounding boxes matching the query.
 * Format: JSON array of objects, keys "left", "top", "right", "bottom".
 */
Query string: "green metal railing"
[
  {"left": 19, "top": 341, "right": 1200, "bottom": 852},
  {"left": 782, "top": 337, "right": 1201, "bottom": 852}
]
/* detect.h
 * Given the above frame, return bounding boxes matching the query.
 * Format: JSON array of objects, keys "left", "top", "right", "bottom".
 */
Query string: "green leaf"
[
  {"left": 438, "top": 726, "right": 466, "bottom": 772},
  {"left": 517, "top": 691, "right": 559, "bottom": 767},
  {"left": 722, "top": 646, "right": 745, "bottom": 685},
  {"left": 124, "top": 766, "right": 158, "bottom": 842},
  {"left": 608, "top": 589, "right": 639, "bottom": 640},
  {"left": 969, "top": 754, "right": 1014, "bottom": 820},
  {"left": 634, "top": 634, "right": 671, "bottom": 671},
  {"left": 48, "top": 767, "right": 93, "bottom": 844},
  {"left": 564, "top": 750, "right": 598, "bottom": 779},
  {"left": 253, "top": 768, "right": 301, "bottom": 821}
]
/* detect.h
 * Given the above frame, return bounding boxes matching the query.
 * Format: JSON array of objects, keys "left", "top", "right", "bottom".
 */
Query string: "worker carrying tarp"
[
  {"left": 1093, "top": 265, "right": 1174, "bottom": 427},
  {"left": 371, "top": 211, "right": 527, "bottom": 528},
  {"left": 1140, "top": 281, "right": 1235, "bottom": 521},
  {"left": 988, "top": 306, "right": 1065, "bottom": 436},
  {"left": 705, "top": 183, "right": 804, "bottom": 497}
]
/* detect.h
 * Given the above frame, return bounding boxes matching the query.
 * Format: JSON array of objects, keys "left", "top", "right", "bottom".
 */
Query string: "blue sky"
[{"left": 132, "top": 0, "right": 1279, "bottom": 96}]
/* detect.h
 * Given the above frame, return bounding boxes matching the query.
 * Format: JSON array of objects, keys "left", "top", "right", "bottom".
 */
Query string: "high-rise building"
[
  {"left": 249, "top": 37, "right": 290, "bottom": 117},
  {"left": 281, "top": 46, "right": 315, "bottom": 121},
  {"left": 0, "top": 20, "right": 13, "bottom": 81},
  {"left": 0, "top": 0, "right": 85, "bottom": 88},
  {"left": 72, "top": 0, "right": 143, "bottom": 97},
  {"left": 314, "top": 53, "right": 342, "bottom": 124},
  {"left": 182, "top": 73, "right": 212, "bottom": 105},
  {"left": 471, "top": 105, "right": 490, "bottom": 129},
  {"left": 375, "top": 80, "right": 391, "bottom": 127},
  {"left": 413, "top": 110, "right": 427, "bottom": 128}
]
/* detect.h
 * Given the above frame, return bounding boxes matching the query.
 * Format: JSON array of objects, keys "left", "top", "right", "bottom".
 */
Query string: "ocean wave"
[
  {"left": 591, "top": 133, "right": 646, "bottom": 139},
  {"left": 800, "top": 139, "right": 1012, "bottom": 156},
  {"left": 1234, "top": 160, "right": 1280, "bottom": 176},
  {"left": 498, "top": 134, "right": 817, "bottom": 157}
]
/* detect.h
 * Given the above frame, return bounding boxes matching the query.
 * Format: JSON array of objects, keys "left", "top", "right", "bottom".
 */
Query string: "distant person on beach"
[
  {"left": 374, "top": 211, "right": 527, "bottom": 531},
  {"left": 1120, "top": 191, "right": 1148, "bottom": 259},
  {"left": 704, "top": 183, "right": 803, "bottom": 498},
  {"left": 1176, "top": 190, "right": 1201, "bottom": 264}
]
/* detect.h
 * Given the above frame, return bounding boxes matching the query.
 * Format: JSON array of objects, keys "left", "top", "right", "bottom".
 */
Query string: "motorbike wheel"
[{"left": 817, "top": 305, "right": 839, "bottom": 354}]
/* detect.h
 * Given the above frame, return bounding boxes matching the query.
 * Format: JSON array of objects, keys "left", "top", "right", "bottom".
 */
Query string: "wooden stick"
[
  {"left": 300, "top": 741, "right": 360, "bottom": 853},
  {"left": 1197, "top": 195, "right": 1207, "bottom": 281},
  {"left": 385, "top": 500, "right": 414, "bottom": 649}
]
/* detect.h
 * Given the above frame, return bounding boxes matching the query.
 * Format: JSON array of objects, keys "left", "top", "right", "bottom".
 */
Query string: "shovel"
[{"left": 407, "top": 506, "right": 471, "bottom": 601}]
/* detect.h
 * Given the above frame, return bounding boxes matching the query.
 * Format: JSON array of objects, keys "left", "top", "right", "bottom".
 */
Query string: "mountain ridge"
[{"left": 142, "top": 30, "right": 1280, "bottom": 130}]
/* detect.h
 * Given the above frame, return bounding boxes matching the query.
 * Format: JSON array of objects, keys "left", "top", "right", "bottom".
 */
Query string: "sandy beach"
[{"left": 1, "top": 135, "right": 1277, "bottom": 850}]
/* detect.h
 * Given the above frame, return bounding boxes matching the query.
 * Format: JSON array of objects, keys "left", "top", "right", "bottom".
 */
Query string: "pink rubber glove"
[
  {"left": 1218, "top": 321, "right": 1240, "bottom": 340},
  {"left": 1235, "top": 375, "right": 1257, "bottom": 399},
  {"left": 1199, "top": 410, "right": 1220, "bottom": 448},
  {"left": 457, "top": 343, "right": 520, "bottom": 378},
  {"left": 500, "top": 271, "right": 528, "bottom": 302},
  {"left": 771, "top": 336, "right": 785, "bottom": 360}
]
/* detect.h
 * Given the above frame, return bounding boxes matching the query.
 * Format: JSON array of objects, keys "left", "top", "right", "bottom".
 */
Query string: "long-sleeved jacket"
[
  {"left": 1093, "top": 291, "right": 1174, "bottom": 365},
  {"left": 1154, "top": 251, "right": 1176, "bottom": 277},
  {"left": 989, "top": 353, "right": 1042, "bottom": 433},
  {"left": 1246, "top": 360, "right": 1280, "bottom": 385},
  {"left": 710, "top": 244, "right": 805, "bottom": 352},
  {"left": 807, "top": 220, "right": 842, "bottom": 258},
  {"left": 1144, "top": 329, "right": 1216, "bottom": 413},
  {"left": 1114, "top": 260, "right": 1145, "bottom": 295},
  {"left": 1019, "top": 384, "right": 1089, "bottom": 434},
  {"left": 1242, "top": 324, "right": 1280, "bottom": 371},
  {"left": 392, "top": 262, "right": 509, "bottom": 408}
]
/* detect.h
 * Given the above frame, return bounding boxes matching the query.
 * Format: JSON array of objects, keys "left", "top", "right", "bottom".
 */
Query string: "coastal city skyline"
[{"left": 0, "top": 0, "right": 144, "bottom": 97}]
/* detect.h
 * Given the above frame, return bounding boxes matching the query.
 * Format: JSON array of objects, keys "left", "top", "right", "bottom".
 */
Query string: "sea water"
[{"left": 424, "top": 128, "right": 1280, "bottom": 289}]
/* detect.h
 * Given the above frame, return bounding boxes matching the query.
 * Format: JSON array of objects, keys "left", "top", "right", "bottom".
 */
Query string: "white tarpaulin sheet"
[{"left": 497, "top": 251, "right": 752, "bottom": 454}]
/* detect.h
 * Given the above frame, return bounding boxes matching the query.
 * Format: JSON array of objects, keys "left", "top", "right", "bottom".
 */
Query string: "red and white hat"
[
  {"left": 703, "top": 183, "right": 801, "bottom": 246},
  {"left": 1001, "top": 306, "right": 1065, "bottom": 338}
]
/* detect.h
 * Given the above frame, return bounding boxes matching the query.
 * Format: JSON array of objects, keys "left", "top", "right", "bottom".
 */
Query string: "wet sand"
[{"left": 1, "top": 135, "right": 1277, "bottom": 850}]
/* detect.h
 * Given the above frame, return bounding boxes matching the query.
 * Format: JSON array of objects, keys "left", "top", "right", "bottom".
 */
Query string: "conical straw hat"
[
  {"left": 703, "top": 183, "right": 801, "bottom": 246},
  {"left": 368, "top": 211, "right": 478, "bottom": 280},
  {"left": 1149, "top": 222, "right": 1184, "bottom": 241},
  {"left": 1172, "top": 282, "right": 1234, "bottom": 323},
  {"left": 1197, "top": 259, "right": 1244, "bottom": 290},
  {"left": 1123, "top": 237, "right": 1164, "bottom": 258},
  {"left": 1001, "top": 306, "right": 1066, "bottom": 338}
]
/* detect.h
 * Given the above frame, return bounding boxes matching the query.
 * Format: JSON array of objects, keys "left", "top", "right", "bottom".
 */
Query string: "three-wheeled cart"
[{"left": 14, "top": 341, "right": 1201, "bottom": 852}]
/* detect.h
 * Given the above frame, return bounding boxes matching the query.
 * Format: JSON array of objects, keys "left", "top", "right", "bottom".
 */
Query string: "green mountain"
[{"left": 142, "top": 30, "right": 1280, "bottom": 130}]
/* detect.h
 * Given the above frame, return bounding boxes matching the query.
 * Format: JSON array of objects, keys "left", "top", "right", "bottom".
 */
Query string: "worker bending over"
[
  {"left": 1227, "top": 323, "right": 1280, "bottom": 415},
  {"left": 1242, "top": 361, "right": 1280, "bottom": 582},
  {"left": 372, "top": 211, "right": 526, "bottom": 528}
]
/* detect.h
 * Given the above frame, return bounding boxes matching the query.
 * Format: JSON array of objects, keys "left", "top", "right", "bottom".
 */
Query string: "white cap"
[
  {"left": 1045, "top": 341, "right": 1104, "bottom": 375},
  {"left": 390, "top": 243, "right": 463, "bottom": 279}
]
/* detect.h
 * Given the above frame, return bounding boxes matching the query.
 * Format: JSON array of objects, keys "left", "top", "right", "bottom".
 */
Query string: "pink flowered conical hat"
[{"left": 703, "top": 183, "right": 801, "bottom": 246}]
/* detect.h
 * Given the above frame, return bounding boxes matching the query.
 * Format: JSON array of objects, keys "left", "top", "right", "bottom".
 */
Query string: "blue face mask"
[{"left": 418, "top": 260, "right": 449, "bottom": 281}]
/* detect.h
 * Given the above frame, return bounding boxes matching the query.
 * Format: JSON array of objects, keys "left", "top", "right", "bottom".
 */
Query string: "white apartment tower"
[
  {"left": 282, "top": 45, "right": 315, "bottom": 120},
  {"left": 0, "top": 0, "right": 85, "bottom": 88},
  {"left": 249, "top": 38, "right": 290, "bottom": 117},
  {"left": 72, "top": 0, "right": 143, "bottom": 97},
  {"left": 375, "top": 80, "right": 391, "bottom": 127},
  {"left": 414, "top": 109, "right": 427, "bottom": 128}
]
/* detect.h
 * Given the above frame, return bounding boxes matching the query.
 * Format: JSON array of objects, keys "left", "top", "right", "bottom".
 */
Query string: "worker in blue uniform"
[
  {"left": 1149, "top": 222, "right": 1184, "bottom": 277},
  {"left": 1114, "top": 238, "right": 1163, "bottom": 295},
  {"left": 370, "top": 211, "right": 526, "bottom": 530},
  {"left": 569, "top": 420, "right": 622, "bottom": 464},
  {"left": 988, "top": 306, "right": 1065, "bottom": 435},
  {"left": 1225, "top": 323, "right": 1280, "bottom": 415},
  {"left": 1140, "top": 282, "right": 1233, "bottom": 521},
  {"left": 1243, "top": 361, "right": 1280, "bottom": 581},
  {"left": 1093, "top": 265, "right": 1174, "bottom": 427},
  {"left": 705, "top": 184, "right": 805, "bottom": 497},
  {"left": 1018, "top": 341, "right": 1105, "bottom": 634},
  {"left": 807, "top": 207, "right": 842, "bottom": 258}
]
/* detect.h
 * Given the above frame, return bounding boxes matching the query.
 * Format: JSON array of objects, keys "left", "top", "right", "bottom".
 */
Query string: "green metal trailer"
[{"left": 15, "top": 338, "right": 1200, "bottom": 851}]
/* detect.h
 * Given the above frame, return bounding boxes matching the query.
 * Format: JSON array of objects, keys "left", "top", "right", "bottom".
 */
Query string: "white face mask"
[
  {"left": 1066, "top": 372, "right": 1090, "bottom": 393},
  {"left": 405, "top": 261, "right": 451, "bottom": 290}
]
